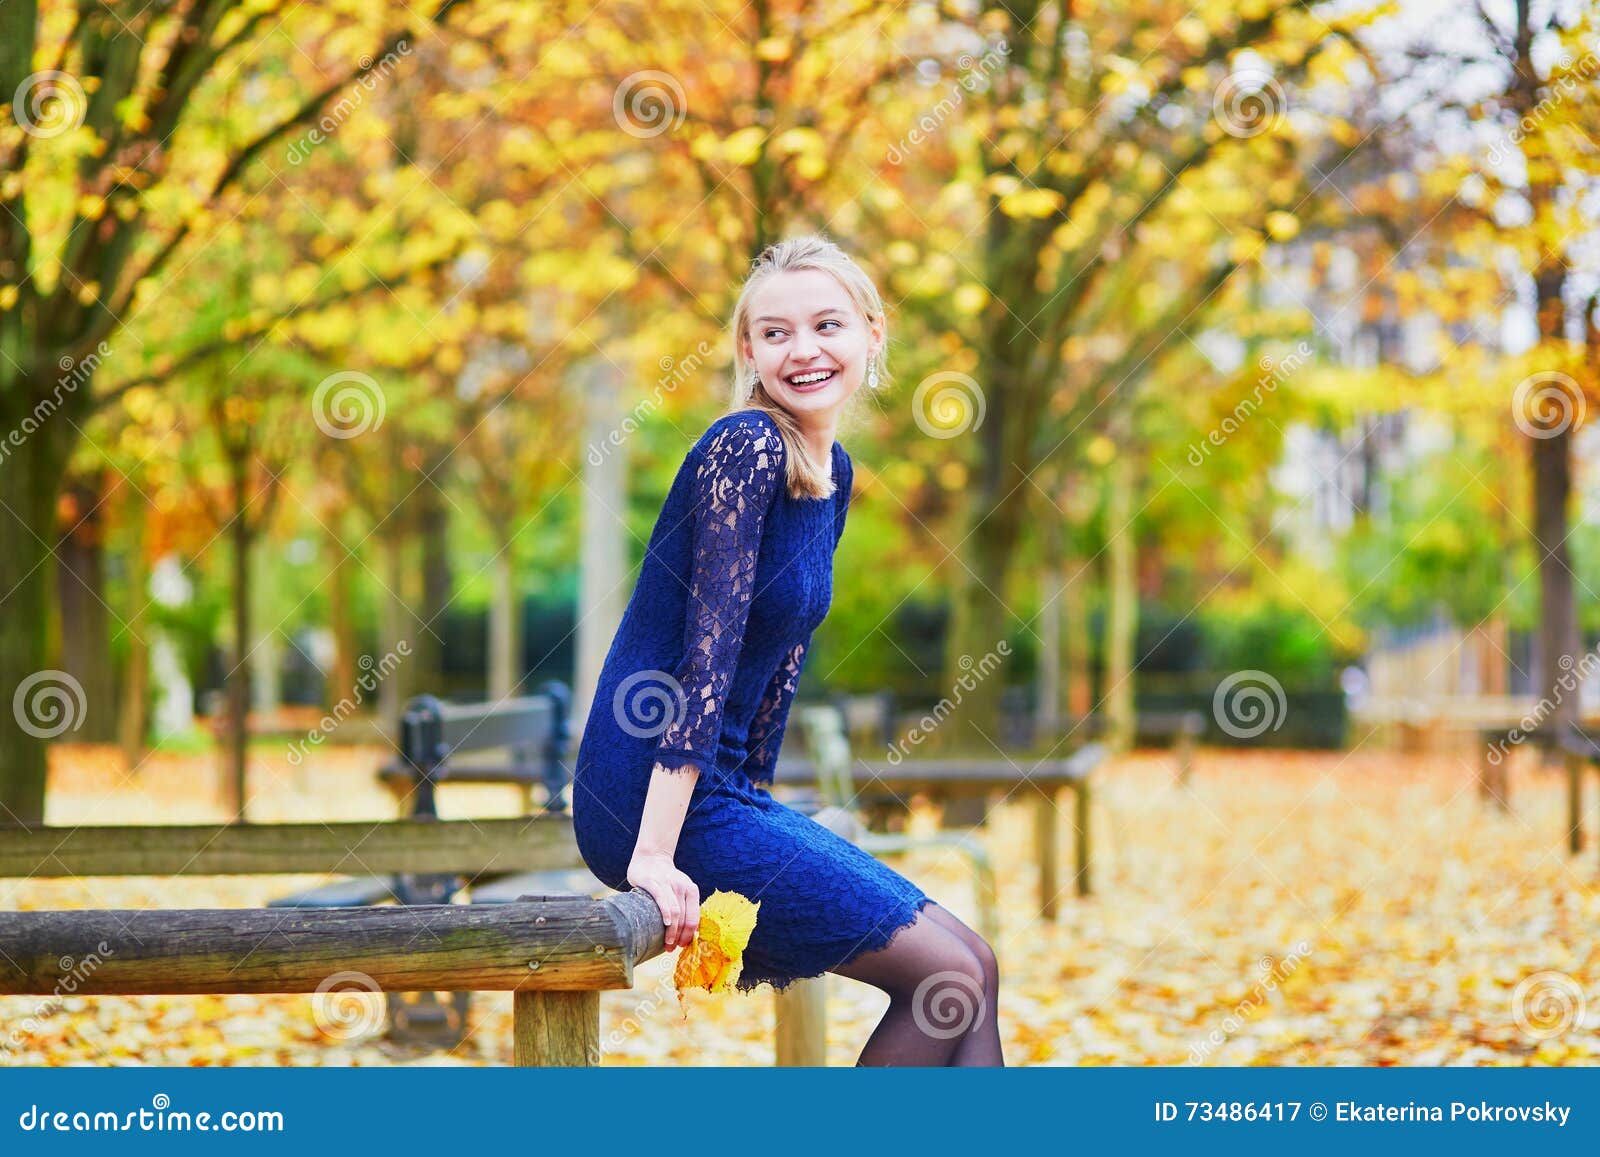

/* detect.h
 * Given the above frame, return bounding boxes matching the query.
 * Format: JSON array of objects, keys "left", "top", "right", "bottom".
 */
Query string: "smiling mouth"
[{"left": 785, "top": 368, "right": 837, "bottom": 389}]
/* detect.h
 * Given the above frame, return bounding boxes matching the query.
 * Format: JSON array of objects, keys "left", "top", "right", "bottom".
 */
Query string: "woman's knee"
[
  {"left": 924, "top": 903, "right": 999, "bottom": 992},
  {"left": 904, "top": 945, "right": 989, "bottom": 1037}
]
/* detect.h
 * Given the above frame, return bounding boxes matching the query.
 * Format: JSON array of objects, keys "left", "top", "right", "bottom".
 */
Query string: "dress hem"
[{"left": 731, "top": 892, "right": 939, "bottom": 995}]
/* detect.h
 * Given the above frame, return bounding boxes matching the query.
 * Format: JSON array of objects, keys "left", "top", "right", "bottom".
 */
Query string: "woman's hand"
[{"left": 627, "top": 849, "right": 701, "bottom": 950}]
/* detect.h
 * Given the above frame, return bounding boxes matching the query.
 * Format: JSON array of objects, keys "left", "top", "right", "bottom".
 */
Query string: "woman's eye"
[
  {"left": 818, "top": 320, "right": 841, "bottom": 331},
  {"left": 764, "top": 329, "right": 785, "bottom": 340}
]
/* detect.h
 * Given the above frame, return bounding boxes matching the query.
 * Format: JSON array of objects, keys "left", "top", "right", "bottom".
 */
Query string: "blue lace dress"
[{"left": 572, "top": 408, "right": 933, "bottom": 992}]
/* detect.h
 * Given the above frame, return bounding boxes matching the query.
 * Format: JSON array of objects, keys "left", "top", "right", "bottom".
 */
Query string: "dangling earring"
[
  {"left": 747, "top": 370, "right": 760, "bottom": 397},
  {"left": 867, "top": 361, "right": 880, "bottom": 390}
]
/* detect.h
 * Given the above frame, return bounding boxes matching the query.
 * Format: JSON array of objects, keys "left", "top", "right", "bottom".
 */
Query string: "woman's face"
[{"left": 742, "top": 268, "right": 882, "bottom": 423}]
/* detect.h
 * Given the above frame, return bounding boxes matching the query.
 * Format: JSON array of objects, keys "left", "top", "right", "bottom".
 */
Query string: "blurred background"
[{"left": 2, "top": 0, "right": 1599, "bottom": 1066}]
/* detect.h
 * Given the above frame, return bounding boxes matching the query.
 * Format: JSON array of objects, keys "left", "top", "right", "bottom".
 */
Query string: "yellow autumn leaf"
[
  {"left": 722, "top": 127, "right": 768, "bottom": 167},
  {"left": 999, "top": 187, "right": 1064, "bottom": 219},
  {"left": 674, "top": 890, "right": 760, "bottom": 997}
]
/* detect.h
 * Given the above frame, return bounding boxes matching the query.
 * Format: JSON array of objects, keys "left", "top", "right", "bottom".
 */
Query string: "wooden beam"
[
  {"left": 0, "top": 892, "right": 663, "bottom": 996},
  {"left": 0, "top": 816, "right": 576, "bottom": 878},
  {"left": 514, "top": 990, "right": 601, "bottom": 1066}
]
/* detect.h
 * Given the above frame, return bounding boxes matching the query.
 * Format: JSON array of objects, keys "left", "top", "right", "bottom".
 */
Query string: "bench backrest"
[{"left": 400, "top": 682, "right": 572, "bottom": 817}]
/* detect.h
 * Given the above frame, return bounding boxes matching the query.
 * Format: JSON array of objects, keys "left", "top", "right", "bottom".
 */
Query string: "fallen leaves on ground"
[{"left": 2, "top": 743, "right": 1597, "bottom": 1066}]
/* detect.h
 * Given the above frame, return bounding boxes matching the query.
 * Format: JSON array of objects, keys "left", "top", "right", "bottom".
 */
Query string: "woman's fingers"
[
  {"left": 651, "top": 884, "right": 679, "bottom": 948},
  {"left": 680, "top": 881, "right": 701, "bottom": 943}
]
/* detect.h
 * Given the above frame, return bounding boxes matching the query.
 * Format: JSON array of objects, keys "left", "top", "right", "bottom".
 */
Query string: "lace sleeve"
[
  {"left": 651, "top": 418, "right": 786, "bottom": 776},
  {"left": 742, "top": 631, "right": 813, "bottom": 786}
]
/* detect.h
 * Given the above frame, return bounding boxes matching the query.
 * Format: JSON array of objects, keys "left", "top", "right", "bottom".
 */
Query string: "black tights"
[{"left": 828, "top": 900, "right": 1004, "bottom": 1066}]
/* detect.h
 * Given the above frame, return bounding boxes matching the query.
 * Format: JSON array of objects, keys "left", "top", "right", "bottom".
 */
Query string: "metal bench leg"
[
  {"left": 1566, "top": 751, "right": 1584, "bottom": 855},
  {"left": 514, "top": 990, "right": 600, "bottom": 1066},
  {"left": 1074, "top": 779, "right": 1093, "bottom": 897},
  {"left": 1035, "top": 791, "right": 1059, "bottom": 921}
]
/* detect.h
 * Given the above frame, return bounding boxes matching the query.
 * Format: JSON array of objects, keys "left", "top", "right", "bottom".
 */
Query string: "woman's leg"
[
  {"left": 828, "top": 902, "right": 990, "bottom": 1066},
  {"left": 921, "top": 901, "right": 1005, "bottom": 1066}
]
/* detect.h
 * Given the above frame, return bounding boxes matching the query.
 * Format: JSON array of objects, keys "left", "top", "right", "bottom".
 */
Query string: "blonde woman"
[{"left": 573, "top": 234, "right": 1003, "bottom": 1066}]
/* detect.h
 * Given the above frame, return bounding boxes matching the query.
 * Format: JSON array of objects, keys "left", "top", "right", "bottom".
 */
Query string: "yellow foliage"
[
  {"left": 722, "top": 127, "right": 768, "bottom": 167},
  {"left": 999, "top": 187, "right": 1064, "bottom": 219},
  {"left": 674, "top": 891, "right": 761, "bottom": 998}
]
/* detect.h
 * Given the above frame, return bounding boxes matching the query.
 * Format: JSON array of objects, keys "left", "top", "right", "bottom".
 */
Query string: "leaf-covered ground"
[{"left": 3, "top": 744, "right": 1597, "bottom": 1066}]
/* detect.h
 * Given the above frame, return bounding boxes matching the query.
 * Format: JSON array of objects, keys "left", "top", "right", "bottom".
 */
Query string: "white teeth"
[{"left": 789, "top": 370, "right": 834, "bottom": 385}]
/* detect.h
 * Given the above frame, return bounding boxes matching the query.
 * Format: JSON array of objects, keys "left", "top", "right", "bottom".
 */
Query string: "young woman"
[{"left": 572, "top": 234, "right": 1003, "bottom": 1066}]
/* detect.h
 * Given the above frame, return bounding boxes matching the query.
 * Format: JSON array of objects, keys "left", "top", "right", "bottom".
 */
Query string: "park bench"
[
  {"left": 796, "top": 705, "right": 1000, "bottom": 944},
  {"left": 1535, "top": 722, "right": 1600, "bottom": 867},
  {"left": 774, "top": 724, "right": 1108, "bottom": 921},
  {"left": 1139, "top": 710, "right": 1205, "bottom": 785},
  {"left": 269, "top": 685, "right": 597, "bottom": 1045}
]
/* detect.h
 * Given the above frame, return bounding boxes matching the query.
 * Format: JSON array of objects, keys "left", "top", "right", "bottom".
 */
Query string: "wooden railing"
[{"left": 0, "top": 888, "right": 662, "bottom": 1066}]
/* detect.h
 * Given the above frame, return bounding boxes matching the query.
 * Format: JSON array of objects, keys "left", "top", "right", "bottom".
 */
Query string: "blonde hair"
[{"left": 726, "top": 233, "right": 890, "bottom": 500}]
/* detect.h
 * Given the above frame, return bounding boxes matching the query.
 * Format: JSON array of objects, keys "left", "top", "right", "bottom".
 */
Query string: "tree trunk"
[
  {"left": 1064, "top": 549, "right": 1094, "bottom": 720},
  {"left": 1037, "top": 524, "right": 1063, "bottom": 746},
  {"left": 1531, "top": 260, "right": 1577, "bottom": 765},
  {"left": 377, "top": 527, "right": 409, "bottom": 741},
  {"left": 117, "top": 516, "right": 151, "bottom": 769},
  {"left": 0, "top": 400, "right": 74, "bottom": 824},
  {"left": 939, "top": 354, "right": 1034, "bottom": 753},
  {"left": 55, "top": 473, "right": 118, "bottom": 742},
  {"left": 575, "top": 361, "right": 629, "bottom": 734},
  {"left": 326, "top": 520, "right": 357, "bottom": 709},
  {"left": 417, "top": 467, "right": 452, "bottom": 691},
  {"left": 224, "top": 514, "right": 252, "bottom": 821},
  {"left": 1103, "top": 440, "right": 1138, "bottom": 753},
  {"left": 489, "top": 547, "right": 520, "bottom": 700}
]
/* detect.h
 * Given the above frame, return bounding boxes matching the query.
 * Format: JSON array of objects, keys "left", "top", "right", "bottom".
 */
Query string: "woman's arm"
[
  {"left": 628, "top": 415, "right": 786, "bottom": 948},
  {"left": 627, "top": 762, "right": 702, "bottom": 949}
]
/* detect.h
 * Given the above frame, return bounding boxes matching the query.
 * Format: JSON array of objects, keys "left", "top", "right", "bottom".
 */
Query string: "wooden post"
[
  {"left": 774, "top": 976, "right": 828, "bottom": 1066},
  {"left": 514, "top": 990, "right": 600, "bottom": 1066},
  {"left": 1491, "top": 747, "right": 1512, "bottom": 812},
  {"left": 1035, "top": 790, "right": 1059, "bottom": 921},
  {"left": 1073, "top": 779, "right": 1092, "bottom": 897},
  {"left": 1566, "top": 750, "right": 1585, "bottom": 855}
]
